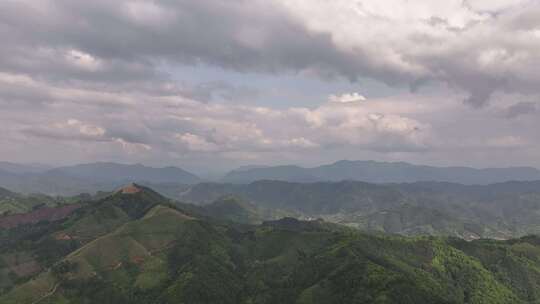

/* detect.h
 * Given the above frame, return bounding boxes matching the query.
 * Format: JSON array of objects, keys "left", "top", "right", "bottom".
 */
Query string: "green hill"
[
  {"left": 0, "top": 184, "right": 175, "bottom": 293},
  {"left": 0, "top": 187, "right": 64, "bottom": 216},
  {"left": 3, "top": 185, "right": 540, "bottom": 303}
]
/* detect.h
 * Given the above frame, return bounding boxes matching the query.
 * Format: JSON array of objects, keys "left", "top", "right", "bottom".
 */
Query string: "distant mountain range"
[
  {"left": 47, "top": 162, "right": 201, "bottom": 184},
  {"left": 2, "top": 159, "right": 540, "bottom": 196},
  {"left": 223, "top": 160, "right": 540, "bottom": 184},
  {"left": 0, "top": 162, "right": 50, "bottom": 174},
  {"left": 0, "top": 162, "right": 201, "bottom": 195}
]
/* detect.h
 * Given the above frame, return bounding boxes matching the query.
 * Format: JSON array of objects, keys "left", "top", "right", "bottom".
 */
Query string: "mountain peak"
[{"left": 116, "top": 183, "right": 143, "bottom": 195}]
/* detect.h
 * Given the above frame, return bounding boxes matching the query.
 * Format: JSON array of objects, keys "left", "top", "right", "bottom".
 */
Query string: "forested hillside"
[
  {"left": 169, "top": 180, "right": 540, "bottom": 239},
  {"left": 2, "top": 185, "right": 540, "bottom": 303}
]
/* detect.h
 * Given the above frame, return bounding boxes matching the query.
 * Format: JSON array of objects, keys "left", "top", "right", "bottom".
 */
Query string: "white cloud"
[
  {"left": 176, "top": 133, "right": 220, "bottom": 152},
  {"left": 3, "top": 0, "right": 540, "bottom": 107},
  {"left": 113, "top": 138, "right": 152, "bottom": 154},
  {"left": 3, "top": 72, "right": 431, "bottom": 159},
  {"left": 66, "top": 119, "right": 106, "bottom": 137},
  {"left": 284, "top": 137, "right": 319, "bottom": 149},
  {"left": 329, "top": 92, "right": 366, "bottom": 103},
  {"left": 66, "top": 50, "right": 102, "bottom": 72},
  {"left": 277, "top": 0, "right": 540, "bottom": 105}
]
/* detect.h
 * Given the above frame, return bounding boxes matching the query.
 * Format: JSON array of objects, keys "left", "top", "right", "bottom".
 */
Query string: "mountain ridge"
[
  {"left": 223, "top": 160, "right": 540, "bottom": 184},
  {"left": 0, "top": 163, "right": 202, "bottom": 195},
  {"left": 47, "top": 162, "right": 201, "bottom": 184}
]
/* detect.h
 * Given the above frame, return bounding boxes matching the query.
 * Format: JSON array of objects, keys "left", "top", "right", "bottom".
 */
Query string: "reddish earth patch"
[
  {"left": 0, "top": 204, "right": 81, "bottom": 229},
  {"left": 54, "top": 232, "right": 73, "bottom": 241},
  {"left": 117, "top": 184, "right": 142, "bottom": 194},
  {"left": 131, "top": 256, "right": 145, "bottom": 265}
]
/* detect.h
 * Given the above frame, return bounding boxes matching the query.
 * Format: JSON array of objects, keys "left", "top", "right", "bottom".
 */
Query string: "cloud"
[
  {"left": 2, "top": 0, "right": 540, "bottom": 107},
  {"left": 185, "top": 81, "right": 260, "bottom": 103},
  {"left": 176, "top": 133, "right": 221, "bottom": 152},
  {"left": 485, "top": 135, "right": 527, "bottom": 148},
  {"left": 329, "top": 92, "right": 367, "bottom": 103},
  {"left": 23, "top": 119, "right": 107, "bottom": 142},
  {"left": 20, "top": 114, "right": 153, "bottom": 156},
  {"left": 2, "top": 73, "right": 430, "bottom": 160},
  {"left": 2, "top": 1, "right": 540, "bottom": 168},
  {"left": 502, "top": 101, "right": 538, "bottom": 119},
  {"left": 465, "top": 0, "right": 529, "bottom": 13},
  {"left": 66, "top": 119, "right": 106, "bottom": 137},
  {"left": 283, "top": 0, "right": 540, "bottom": 105},
  {"left": 2, "top": 70, "right": 540, "bottom": 169}
]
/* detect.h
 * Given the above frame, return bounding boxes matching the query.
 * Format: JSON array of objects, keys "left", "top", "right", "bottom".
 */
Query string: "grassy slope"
[
  {"left": 0, "top": 185, "right": 172, "bottom": 294},
  {"left": 0, "top": 187, "right": 61, "bottom": 215}
]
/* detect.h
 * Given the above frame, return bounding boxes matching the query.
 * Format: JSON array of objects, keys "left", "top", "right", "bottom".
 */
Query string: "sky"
[{"left": 1, "top": 0, "right": 540, "bottom": 174}]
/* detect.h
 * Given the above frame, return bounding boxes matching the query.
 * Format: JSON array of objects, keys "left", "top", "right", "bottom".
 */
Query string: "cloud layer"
[
  {"left": 1, "top": 0, "right": 540, "bottom": 171},
  {"left": 3, "top": 1, "right": 540, "bottom": 103}
]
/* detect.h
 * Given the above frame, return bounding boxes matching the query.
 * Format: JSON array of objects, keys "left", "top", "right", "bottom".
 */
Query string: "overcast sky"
[{"left": 1, "top": 0, "right": 540, "bottom": 174}]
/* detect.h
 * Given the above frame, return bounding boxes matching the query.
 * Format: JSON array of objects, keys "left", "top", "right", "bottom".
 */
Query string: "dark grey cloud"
[
  {"left": 503, "top": 101, "right": 538, "bottom": 119},
  {"left": 0, "top": 1, "right": 342, "bottom": 83},
  {"left": 0, "top": 0, "right": 539, "bottom": 107},
  {"left": 0, "top": 0, "right": 456, "bottom": 96}
]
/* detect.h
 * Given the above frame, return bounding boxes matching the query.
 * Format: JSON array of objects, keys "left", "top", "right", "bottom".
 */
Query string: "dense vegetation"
[
  {"left": 0, "top": 186, "right": 83, "bottom": 216},
  {"left": 3, "top": 185, "right": 540, "bottom": 303},
  {"left": 172, "top": 180, "right": 540, "bottom": 239}
]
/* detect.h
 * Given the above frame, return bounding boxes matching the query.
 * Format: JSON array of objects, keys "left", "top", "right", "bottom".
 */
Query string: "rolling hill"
[
  {"left": 0, "top": 186, "right": 67, "bottom": 215},
  {"left": 3, "top": 185, "right": 540, "bottom": 303},
  {"left": 0, "top": 184, "right": 175, "bottom": 292},
  {"left": 174, "top": 180, "right": 540, "bottom": 239}
]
